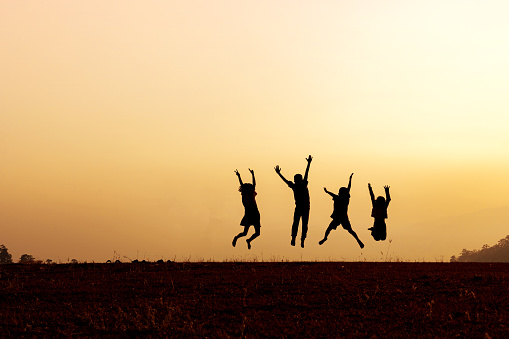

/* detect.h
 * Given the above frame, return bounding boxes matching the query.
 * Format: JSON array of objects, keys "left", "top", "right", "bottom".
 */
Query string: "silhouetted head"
[
  {"left": 338, "top": 187, "right": 349, "bottom": 197},
  {"left": 294, "top": 174, "right": 303, "bottom": 183},
  {"left": 239, "top": 184, "right": 254, "bottom": 193},
  {"left": 375, "top": 196, "right": 386, "bottom": 205},
  {"left": 239, "top": 183, "right": 255, "bottom": 193}
]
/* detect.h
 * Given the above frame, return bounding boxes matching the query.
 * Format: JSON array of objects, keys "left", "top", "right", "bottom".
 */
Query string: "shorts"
[{"left": 329, "top": 217, "right": 352, "bottom": 231}]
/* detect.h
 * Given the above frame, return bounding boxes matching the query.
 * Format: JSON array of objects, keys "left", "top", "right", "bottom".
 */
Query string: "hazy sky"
[{"left": 2, "top": 1, "right": 509, "bottom": 262}]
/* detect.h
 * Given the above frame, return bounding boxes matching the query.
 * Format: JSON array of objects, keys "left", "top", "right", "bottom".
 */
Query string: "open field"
[{"left": 1, "top": 262, "right": 509, "bottom": 337}]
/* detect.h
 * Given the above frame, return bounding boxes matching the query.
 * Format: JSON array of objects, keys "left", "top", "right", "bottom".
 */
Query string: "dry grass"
[{"left": 1, "top": 262, "right": 509, "bottom": 337}]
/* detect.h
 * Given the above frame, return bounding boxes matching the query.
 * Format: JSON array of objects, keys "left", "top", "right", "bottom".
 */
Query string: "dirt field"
[{"left": 1, "top": 262, "right": 509, "bottom": 337}]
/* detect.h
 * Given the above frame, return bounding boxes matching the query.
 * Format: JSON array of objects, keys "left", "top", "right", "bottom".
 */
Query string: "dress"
[
  {"left": 370, "top": 201, "right": 389, "bottom": 240},
  {"left": 240, "top": 191, "right": 261, "bottom": 227},
  {"left": 371, "top": 206, "right": 388, "bottom": 219}
]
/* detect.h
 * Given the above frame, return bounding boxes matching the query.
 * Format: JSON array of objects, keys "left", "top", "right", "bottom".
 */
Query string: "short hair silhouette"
[
  {"left": 319, "top": 173, "right": 364, "bottom": 249},
  {"left": 275, "top": 155, "right": 313, "bottom": 248},
  {"left": 239, "top": 183, "right": 255, "bottom": 193}
]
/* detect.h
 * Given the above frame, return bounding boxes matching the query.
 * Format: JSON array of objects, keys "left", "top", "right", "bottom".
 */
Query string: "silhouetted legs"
[
  {"left": 246, "top": 226, "right": 260, "bottom": 249},
  {"left": 232, "top": 226, "right": 249, "bottom": 247},
  {"left": 319, "top": 220, "right": 337, "bottom": 245},
  {"left": 347, "top": 228, "right": 364, "bottom": 248},
  {"left": 319, "top": 218, "right": 364, "bottom": 248},
  {"left": 291, "top": 206, "right": 309, "bottom": 248},
  {"left": 233, "top": 225, "right": 260, "bottom": 249},
  {"left": 369, "top": 219, "right": 387, "bottom": 241}
]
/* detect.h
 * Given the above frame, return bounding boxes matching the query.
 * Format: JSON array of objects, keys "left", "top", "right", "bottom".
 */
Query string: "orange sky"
[{"left": 2, "top": 1, "right": 509, "bottom": 262}]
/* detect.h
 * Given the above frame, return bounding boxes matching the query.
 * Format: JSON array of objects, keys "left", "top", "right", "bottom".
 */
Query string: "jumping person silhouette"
[
  {"left": 368, "top": 183, "right": 391, "bottom": 241},
  {"left": 319, "top": 173, "right": 364, "bottom": 248},
  {"left": 275, "top": 155, "right": 312, "bottom": 248},
  {"left": 232, "top": 169, "right": 260, "bottom": 249}
]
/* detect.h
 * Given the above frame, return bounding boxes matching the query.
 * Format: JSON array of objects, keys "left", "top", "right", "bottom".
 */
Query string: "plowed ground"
[{"left": 1, "top": 262, "right": 509, "bottom": 337}]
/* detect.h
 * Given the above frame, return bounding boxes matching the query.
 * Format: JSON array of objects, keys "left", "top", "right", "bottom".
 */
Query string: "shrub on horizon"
[
  {"left": 19, "top": 254, "right": 35, "bottom": 264},
  {"left": 0, "top": 245, "right": 13, "bottom": 264}
]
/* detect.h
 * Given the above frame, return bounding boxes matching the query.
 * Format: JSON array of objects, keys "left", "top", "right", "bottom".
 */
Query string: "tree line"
[{"left": 0, "top": 245, "right": 38, "bottom": 264}]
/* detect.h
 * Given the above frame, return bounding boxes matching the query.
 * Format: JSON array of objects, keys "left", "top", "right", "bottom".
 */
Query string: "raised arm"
[
  {"left": 347, "top": 173, "right": 353, "bottom": 192},
  {"left": 274, "top": 165, "right": 291, "bottom": 185},
  {"left": 384, "top": 185, "right": 391, "bottom": 205},
  {"left": 368, "top": 183, "right": 375, "bottom": 204},
  {"left": 323, "top": 187, "right": 335, "bottom": 197},
  {"left": 303, "top": 155, "right": 312, "bottom": 181},
  {"left": 249, "top": 168, "right": 256, "bottom": 187},
  {"left": 234, "top": 169, "right": 243, "bottom": 186}
]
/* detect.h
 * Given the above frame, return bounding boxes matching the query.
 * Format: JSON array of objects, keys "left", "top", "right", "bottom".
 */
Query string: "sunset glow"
[{"left": 2, "top": 1, "right": 509, "bottom": 262}]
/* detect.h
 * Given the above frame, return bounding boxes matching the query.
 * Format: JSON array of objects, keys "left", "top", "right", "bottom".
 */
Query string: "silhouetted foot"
[
  {"left": 247, "top": 240, "right": 251, "bottom": 250},
  {"left": 232, "top": 238, "right": 237, "bottom": 247},
  {"left": 359, "top": 241, "right": 364, "bottom": 249},
  {"left": 319, "top": 238, "right": 326, "bottom": 245},
  {"left": 291, "top": 238, "right": 296, "bottom": 246},
  {"left": 301, "top": 239, "right": 305, "bottom": 248}
]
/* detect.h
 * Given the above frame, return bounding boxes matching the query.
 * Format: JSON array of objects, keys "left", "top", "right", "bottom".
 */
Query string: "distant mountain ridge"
[{"left": 451, "top": 234, "right": 509, "bottom": 262}]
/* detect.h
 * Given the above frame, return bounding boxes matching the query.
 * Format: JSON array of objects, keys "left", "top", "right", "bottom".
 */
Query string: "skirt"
[{"left": 240, "top": 208, "right": 261, "bottom": 227}]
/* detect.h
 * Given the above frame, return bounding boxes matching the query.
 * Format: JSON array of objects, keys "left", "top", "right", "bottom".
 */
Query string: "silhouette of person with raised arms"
[
  {"left": 232, "top": 169, "right": 261, "bottom": 249},
  {"left": 275, "top": 155, "right": 312, "bottom": 248},
  {"left": 319, "top": 173, "right": 364, "bottom": 248},
  {"left": 368, "top": 183, "right": 391, "bottom": 241}
]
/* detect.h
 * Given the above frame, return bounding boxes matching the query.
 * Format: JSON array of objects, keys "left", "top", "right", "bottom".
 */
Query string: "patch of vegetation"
[
  {"left": 451, "top": 235, "right": 509, "bottom": 262},
  {"left": 0, "top": 245, "right": 13, "bottom": 264}
]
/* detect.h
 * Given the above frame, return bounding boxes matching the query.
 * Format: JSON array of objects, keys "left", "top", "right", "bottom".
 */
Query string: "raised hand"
[
  {"left": 384, "top": 185, "right": 391, "bottom": 203},
  {"left": 274, "top": 165, "right": 281, "bottom": 174},
  {"left": 249, "top": 168, "right": 256, "bottom": 186},
  {"left": 306, "top": 155, "right": 313, "bottom": 163},
  {"left": 323, "top": 187, "right": 327, "bottom": 192},
  {"left": 347, "top": 173, "right": 354, "bottom": 190},
  {"left": 234, "top": 169, "right": 240, "bottom": 177}
]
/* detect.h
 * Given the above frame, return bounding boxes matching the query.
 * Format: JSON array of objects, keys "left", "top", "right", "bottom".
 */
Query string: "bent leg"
[
  {"left": 247, "top": 226, "right": 261, "bottom": 249},
  {"left": 348, "top": 229, "right": 364, "bottom": 248},
  {"left": 319, "top": 220, "right": 337, "bottom": 245},
  {"left": 372, "top": 219, "right": 387, "bottom": 241},
  {"left": 369, "top": 220, "right": 378, "bottom": 240},
  {"left": 343, "top": 218, "right": 364, "bottom": 248},
  {"left": 233, "top": 226, "right": 250, "bottom": 247},
  {"left": 380, "top": 221, "right": 387, "bottom": 241}
]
